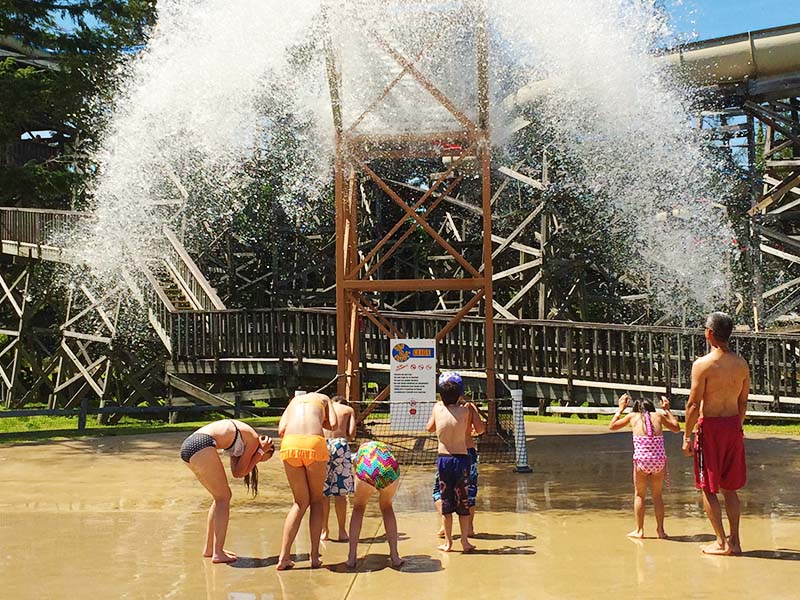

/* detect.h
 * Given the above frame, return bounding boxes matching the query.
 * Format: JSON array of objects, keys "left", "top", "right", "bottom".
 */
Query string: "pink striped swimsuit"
[{"left": 632, "top": 411, "right": 666, "bottom": 474}]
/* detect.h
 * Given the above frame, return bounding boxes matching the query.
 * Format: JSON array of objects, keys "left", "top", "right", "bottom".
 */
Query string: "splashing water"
[
  {"left": 75, "top": 0, "right": 735, "bottom": 318},
  {"left": 492, "top": 0, "right": 735, "bottom": 314},
  {"left": 74, "top": 0, "right": 324, "bottom": 280}
]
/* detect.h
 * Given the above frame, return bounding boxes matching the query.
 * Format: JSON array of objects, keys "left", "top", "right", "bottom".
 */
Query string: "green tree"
[{"left": 0, "top": 0, "right": 156, "bottom": 207}]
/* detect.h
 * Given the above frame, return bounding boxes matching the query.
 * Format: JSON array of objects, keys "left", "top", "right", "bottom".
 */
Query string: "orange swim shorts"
[{"left": 280, "top": 434, "right": 328, "bottom": 468}]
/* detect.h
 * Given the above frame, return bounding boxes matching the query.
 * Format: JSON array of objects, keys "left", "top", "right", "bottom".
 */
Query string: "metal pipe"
[{"left": 505, "top": 22, "right": 800, "bottom": 109}]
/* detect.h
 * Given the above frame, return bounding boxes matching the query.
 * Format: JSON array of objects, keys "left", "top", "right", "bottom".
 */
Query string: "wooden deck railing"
[
  {"left": 162, "top": 226, "right": 226, "bottom": 311},
  {"left": 169, "top": 308, "right": 800, "bottom": 403},
  {"left": 0, "top": 207, "right": 85, "bottom": 247},
  {"left": 2, "top": 208, "right": 798, "bottom": 404}
]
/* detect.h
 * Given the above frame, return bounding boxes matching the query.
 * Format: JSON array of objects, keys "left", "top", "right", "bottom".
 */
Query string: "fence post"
[
  {"left": 234, "top": 391, "right": 242, "bottom": 419},
  {"left": 78, "top": 398, "right": 88, "bottom": 431},
  {"left": 565, "top": 328, "right": 574, "bottom": 404},
  {"left": 511, "top": 389, "right": 532, "bottom": 473},
  {"left": 771, "top": 344, "right": 782, "bottom": 412}
]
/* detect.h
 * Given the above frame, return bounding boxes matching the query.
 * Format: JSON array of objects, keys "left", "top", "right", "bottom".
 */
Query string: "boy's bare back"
[
  {"left": 431, "top": 403, "right": 470, "bottom": 455},
  {"left": 326, "top": 402, "right": 355, "bottom": 440}
]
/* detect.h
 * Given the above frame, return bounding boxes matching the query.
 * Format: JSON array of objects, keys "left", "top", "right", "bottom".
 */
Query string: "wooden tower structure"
[{"left": 325, "top": 0, "right": 497, "bottom": 403}]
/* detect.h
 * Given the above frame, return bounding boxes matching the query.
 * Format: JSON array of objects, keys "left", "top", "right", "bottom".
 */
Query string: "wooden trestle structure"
[
  {"left": 3, "top": 20, "right": 800, "bottom": 416},
  {"left": 325, "top": 0, "right": 497, "bottom": 403}
]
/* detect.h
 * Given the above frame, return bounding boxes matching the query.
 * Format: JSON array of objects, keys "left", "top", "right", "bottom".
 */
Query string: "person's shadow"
[
  {"left": 354, "top": 532, "right": 411, "bottom": 544},
  {"left": 665, "top": 534, "right": 716, "bottom": 543},
  {"left": 228, "top": 553, "right": 310, "bottom": 569},
  {"left": 465, "top": 545, "right": 536, "bottom": 556},
  {"left": 740, "top": 549, "right": 800, "bottom": 561},
  {"left": 326, "top": 554, "right": 442, "bottom": 573},
  {"left": 471, "top": 532, "right": 536, "bottom": 541}
]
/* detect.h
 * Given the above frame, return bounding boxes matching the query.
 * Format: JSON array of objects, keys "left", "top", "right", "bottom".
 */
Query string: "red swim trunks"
[{"left": 694, "top": 415, "right": 746, "bottom": 493}]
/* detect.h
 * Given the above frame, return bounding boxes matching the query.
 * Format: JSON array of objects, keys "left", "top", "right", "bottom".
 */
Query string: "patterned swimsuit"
[
  {"left": 354, "top": 441, "right": 400, "bottom": 490},
  {"left": 632, "top": 411, "right": 667, "bottom": 474}
]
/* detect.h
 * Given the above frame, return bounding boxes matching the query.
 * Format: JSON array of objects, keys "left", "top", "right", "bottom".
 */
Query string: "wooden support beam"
[
  {"left": 361, "top": 175, "right": 465, "bottom": 280},
  {"left": 435, "top": 291, "right": 484, "bottom": 342},
  {"left": 490, "top": 235, "right": 540, "bottom": 257},
  {"left": 497, "top": 166, "right": 545, "bottom": 190},
  {"left": 759, "top": 226, "right": 800, "bottom": 253},
  {"left": 388, "top": 180, "right": 495, "bottom": 219},
  {"left": 344, "top": 278, "right": 485, "bottom": 292},
  {"left": 481, "top": 202, "right": 545, "bottom": 271},
  {"left": 362, "top": 164, "right": 481, "bottom": 278},
  {"left": 761, "top": 243, "right": 800, "bottom": 264},
  {"left": 492, "top": 300, "right": 517, "bottom": 320},
  {"left": 492, "top": 259, "right": 542, "bottom": 281},
  {"left": 748, "top": 170, "right": 800, "bottom": 215},
  {"left": 504, "top": 271, "right": 542, "bottom": 311},
  {"left": 369, "top": 30, "right": 477, "bottom": 133},
  {"left": 763, "top": 275, "right": 800, "bottom": 299}
]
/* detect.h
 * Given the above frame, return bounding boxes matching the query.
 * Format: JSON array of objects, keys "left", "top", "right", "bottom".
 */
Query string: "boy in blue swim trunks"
[
  {"left": 426, "top": 376, "right": 477, "bottom": 553},
  {"left": 432, "top": 372, "right": 485, "bottom": 538}
]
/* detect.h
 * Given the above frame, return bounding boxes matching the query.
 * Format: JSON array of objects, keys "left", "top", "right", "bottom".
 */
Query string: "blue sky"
[
  {"left": 52, "top": 1, "right": 800, "bottom": 42},
  {"left": 669, "top": 0, "right": 800, "bottom": 40}
]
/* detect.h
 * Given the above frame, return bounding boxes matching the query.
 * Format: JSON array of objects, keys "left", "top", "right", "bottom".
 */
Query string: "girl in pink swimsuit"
[{"left": 609, "top": 394, "right": 681, "bottom": 539}]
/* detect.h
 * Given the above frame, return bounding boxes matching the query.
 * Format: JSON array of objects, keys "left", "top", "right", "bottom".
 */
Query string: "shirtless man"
[
  {"left": 321, "top": 396, "right": 357, "bottom": 542},
  {"left": 682, "top": 312, "right": 750, "bottom": 556},
  {"left": 426, "top": 380, "right": 476, "bottom": 553}
]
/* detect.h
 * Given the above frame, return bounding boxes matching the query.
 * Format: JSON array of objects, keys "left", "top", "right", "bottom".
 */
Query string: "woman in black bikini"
[{"left": 180, "top": 419, "right": 274, "bottom": 563}]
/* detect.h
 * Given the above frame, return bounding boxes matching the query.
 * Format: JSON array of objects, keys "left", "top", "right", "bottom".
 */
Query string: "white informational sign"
[{"left": 389, "top": 338, "right": 436, "bottom": 431}]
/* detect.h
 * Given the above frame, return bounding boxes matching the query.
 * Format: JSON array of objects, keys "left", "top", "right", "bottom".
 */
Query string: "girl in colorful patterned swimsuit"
[
  {"left": 346, "top": 440, "right": 404, "bottom": 569},
  {"left": 609, "top": 393, "right": 681, "bottom": 539}
]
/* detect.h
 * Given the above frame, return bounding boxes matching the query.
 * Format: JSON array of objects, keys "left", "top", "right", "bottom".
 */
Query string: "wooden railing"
[
  {"left": 2, "top": 208, "right": 798, "bottom": 405},
  {"left": 169, "top": 308, "right": 800, "bottom": 403},
  {"left": 0, "top": 207, "right": 85, "bottom": 248},
  {"left": 162, "top": 226, "right": 226, "bottom": 311}
]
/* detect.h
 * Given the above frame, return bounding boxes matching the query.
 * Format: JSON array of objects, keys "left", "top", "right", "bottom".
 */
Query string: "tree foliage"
[{"left": 0, "top": 0, "right": 156, "bottom": 207}]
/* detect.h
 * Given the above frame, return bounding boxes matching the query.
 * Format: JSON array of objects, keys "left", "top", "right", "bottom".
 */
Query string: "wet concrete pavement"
[{"left": 1, "top": 423, "right": 798, "bottom": 599}]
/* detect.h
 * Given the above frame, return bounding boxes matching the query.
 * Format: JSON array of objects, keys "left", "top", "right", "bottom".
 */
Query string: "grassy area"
[
  {"left": 0, "top": 415, "right": 281, "bottom": 444},
  {"left": 525, "top": 414, "right": 800, "bottom": 436}
]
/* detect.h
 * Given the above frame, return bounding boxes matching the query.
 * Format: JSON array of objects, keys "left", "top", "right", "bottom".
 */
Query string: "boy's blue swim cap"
[{"left": 438, "top": 371, "right": 464, "bottom": 396}]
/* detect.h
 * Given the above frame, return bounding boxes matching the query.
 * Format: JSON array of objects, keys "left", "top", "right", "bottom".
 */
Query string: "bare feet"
[
  {"left": 701, "top": 541, "right": 731, "bottom": 555},
  {"left": 337, "top": 532, "right": 349, "bottom": 542},
  {"left": 204, "top": 547, "right": 237, "bottom": 558},
  {"left": 461, "top": 540, "right": 476, "bottom": 553},
  {"left": 437, "top": 540, "right": 453, "bottom": 552},
  {"left": 311, "top": 558, "right": 323, "bottom": 569},
  {"left": 656, "top": 528, "right": 669, "bottom": 540},
  {"left": 346, "top": 557, "right": 357, "bottom": 569},
  {"left": 436, "top": 529, "right": 445, "bottom": 539},
  {"left": 211, "top": 550, "right": 238, "bottom": 564},
  {"left": 727, "top": 536, "right": 742, "bottom": 555},
  {"left": 276, "top": 558, "right": 295, "bottom": 571},
  {"left": 391, "top": 556, "right": 406, "bottom": 568},
  {"left": 626, "top": 529, "right": 645, "bottom": 539}
]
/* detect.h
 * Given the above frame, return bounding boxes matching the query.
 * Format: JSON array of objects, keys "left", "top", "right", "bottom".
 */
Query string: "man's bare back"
[
  {"left": 428, "top": 403, "right": 470, "bottom": 455},
  {"left": 326, "top": 401, "right": 355, "bottom": 440},
  {"left": 691, "top": 349, "right": 750, "bottom": 421}
]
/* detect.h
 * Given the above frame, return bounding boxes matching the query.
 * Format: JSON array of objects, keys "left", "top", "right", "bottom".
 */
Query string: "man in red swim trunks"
[{"left": 683, "top": 312, "right": 750, "bottom": 555}]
